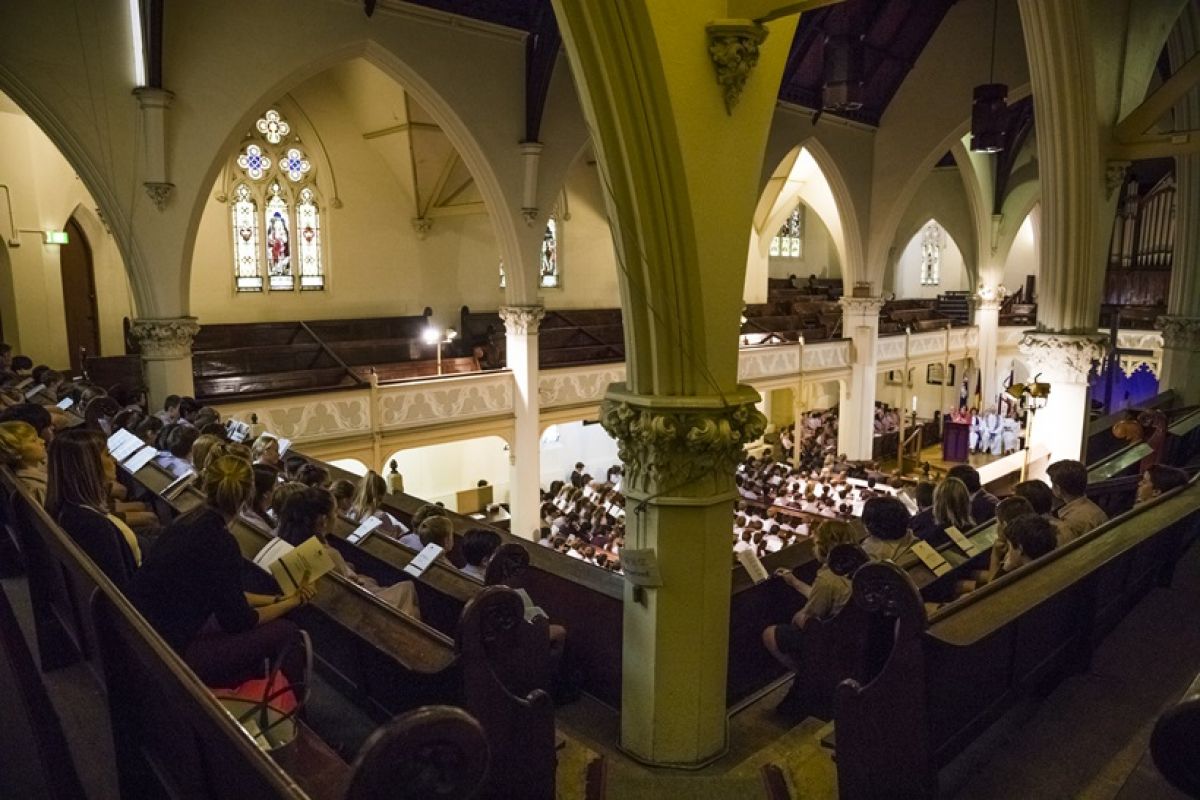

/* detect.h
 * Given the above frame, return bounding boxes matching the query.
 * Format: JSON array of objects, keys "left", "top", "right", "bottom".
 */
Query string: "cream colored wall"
[
  {"left": 1002, "top": 210, "right": 1038, "bottom": 293},
  {"left": 888, "top": 166, "right": 976, "bottom": 297},
  {"left": 766, "top": 208, "right": 841, "bottom": 281},
  {"left": 0, "top": 106, "right": 132, "bottom": 366},
  {"left": 545, "top": 154, "right": 621, "bottom": 310},
  {"left": 874, "top": 357, "right": 969, "bottom": 417},
  {"left": 384, "top": 436, "right": 511, "bottom": 511},
  {"left": 893, "top": 223, "right": 969, "bottom": 300}
]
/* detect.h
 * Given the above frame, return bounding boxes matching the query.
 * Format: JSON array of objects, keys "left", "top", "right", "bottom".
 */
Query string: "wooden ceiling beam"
[{"left": 1115, "top": 50, "right": 1200, "bottom": 141}]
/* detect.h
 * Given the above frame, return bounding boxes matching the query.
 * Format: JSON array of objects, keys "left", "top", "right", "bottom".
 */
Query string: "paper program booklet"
[{"left": 268, "top": 535, "right": 337, "bottom": 595}]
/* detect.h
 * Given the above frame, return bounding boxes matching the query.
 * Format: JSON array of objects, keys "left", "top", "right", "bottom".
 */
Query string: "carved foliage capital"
[
  {"left": 838, "top": 296, "right": 885, "bottom": 316},
  {"left": 130, "top": 317, "right": 200, "bottom": 360},
  {"left": 1157, "top": 315, "right": 1200, "bottom": 350},
  {"left": 144, "top": 182, "right": 174, "bottom": 211},
  {"left": 498, "top": 305, "right": 546, "bottom": 336},
  {"left": 600, "top": 388, "right": 766, "bottom": 500},
  {"left": 706, "top": 20, "right": 769, "bottom": 115},
  {"left": 1018, "top": 332, "right": 1107, "bottom": 383},
  {"left": 1106, "top": 160, "right": 1131, "bottom": 200}
]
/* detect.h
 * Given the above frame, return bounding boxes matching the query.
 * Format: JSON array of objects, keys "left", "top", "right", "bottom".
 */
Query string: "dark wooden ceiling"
[
  {"left": 778, "top": 0, "right": 961, "bottom": 126},
  {"left": 394, "top": 0, "right": 962, "bottom": 128}
]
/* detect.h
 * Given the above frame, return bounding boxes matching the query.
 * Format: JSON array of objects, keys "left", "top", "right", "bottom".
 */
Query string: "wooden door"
[{"left": 59, "top": 217, "right": 100, "bottom": 372}]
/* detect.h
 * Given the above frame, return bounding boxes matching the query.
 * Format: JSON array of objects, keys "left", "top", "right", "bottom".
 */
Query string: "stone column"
[
  {"left": 975, "top": 295, "right": 1002, "bottom": 409},
  {"left": 837, "top": 297, "right": 884, "bottom": 460},
  {"left": 1019, "top": 332, "right": 1106, "bottom": 472},
  {"left": 1017, "top": 0, "right": 1111, "bottom": 462},
  {"left": 1161, "top": 3, "right": 1200, "bottom": 405},
  {"left": 500, "top": 305, "right": 545, "bottom": 540},
  {"left": 129, "top": 317, "right": 198, "bottom": 409},
  {"left": 1158, "top": 317, "right": 1200, "bottom": 405},
  {"left": 601, "top": 384, "right": 765, "bottom": 766}
]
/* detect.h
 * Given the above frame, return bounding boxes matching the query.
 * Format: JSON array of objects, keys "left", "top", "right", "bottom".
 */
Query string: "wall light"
[{"left": 43, "top": 230, "right": 69, "bottom": 245}]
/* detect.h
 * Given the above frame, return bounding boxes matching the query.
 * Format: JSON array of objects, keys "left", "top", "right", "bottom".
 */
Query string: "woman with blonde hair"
[
  {"left": 0, "top": 420, "right": 47, "bottom": 504},
  {"left": 347, "top": 470, "right": 405, "bottom": 535},
  {"left": 924, "top": 477, "right": 976, "bottom": 547},
  {"left": 46, "top": 429, "right": 141, "bottom": 589},
  {"left": 762, "top": 519, "right": 860, "bottom": 672},
  {"left": 130, "top": 455, "right": 315, "bottom": 687},
  {"left": 251, "top": 434, "right": 282, "bottom": 468}
]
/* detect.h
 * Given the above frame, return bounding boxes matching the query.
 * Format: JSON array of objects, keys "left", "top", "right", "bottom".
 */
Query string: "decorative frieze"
[
  {"left": 1157, "top": 315, "right": 1200, "bottom": 350},
  {"left": 129, "top": 317, "right": 200, "bottom": 360},
  {"left": 838, "top": 296, "right": 886, "bottom": 316},
  {"left": 1018, "top": 331, "right": 1108, "bottom": 383},
  {"left": 499, "top": 305, "right": 546, "bottom": 336},
  {"left": 600, "top": 383, "right": 766, "bottom": 500}
]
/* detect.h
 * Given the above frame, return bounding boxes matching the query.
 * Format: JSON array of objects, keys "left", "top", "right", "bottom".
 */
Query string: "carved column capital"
[
  {"left": 1105, "top": 160, "right": 1132, "bottom": 200},
  {"left": 706, "top": 20, "right": 769, "bottom": 115},
  {"left": 143, "top": 182, "right": 175, "bottom": 211},
  {"left": 1157, "top": 315, "right": 1200, "bottom": 350},
  {"left": 973, "top": 284, "right": 1007, "bottom": 313},
  {"left": 838, "top": 296, "right": 885, "bottom": 316},
  {"left": 411, "top": 217, "right": 433, "bottom": 239},
  {"left": 129, "top": 317, "right": 200, "bottom": 360},
  {"left": 499, "top": 305, "right": 546, "bottom": 336},
  {"left": 600, "top": 383, "right": 766, "bottom": 502},
  {"left": 1018, "top": 331, "right": 1107, "bottom": 384}
]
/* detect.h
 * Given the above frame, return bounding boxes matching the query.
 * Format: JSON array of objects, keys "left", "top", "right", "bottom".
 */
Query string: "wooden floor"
[{"left": 880, "top": 441, "right": 1012, "bottom": 479}]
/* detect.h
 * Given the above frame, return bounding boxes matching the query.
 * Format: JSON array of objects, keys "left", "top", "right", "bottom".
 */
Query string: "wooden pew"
[
  {"left": 1149, "top": 669, "right": 1200, "bottom": 796},
  {"left": 834, "top": 477, "right": 1200, "bottom": 798},
  {"left": 125, "top": 460, "right": 463, "bottom": 719},
  {"left": 1085, "top": 389, "right": 1177, "bottom": 464}
]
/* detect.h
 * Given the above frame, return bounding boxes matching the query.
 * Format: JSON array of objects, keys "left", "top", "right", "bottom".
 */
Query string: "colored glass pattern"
[
  {"left": 297, "top": 188, "right": 323, "bottom": 290},
  {"left": 232, "top": 184, "right": 262, "bottom": 291}
]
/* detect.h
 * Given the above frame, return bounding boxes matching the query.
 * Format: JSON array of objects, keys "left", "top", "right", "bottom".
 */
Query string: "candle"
[{"left": 911, "top": 395, "right": 918, "bottom": 412}]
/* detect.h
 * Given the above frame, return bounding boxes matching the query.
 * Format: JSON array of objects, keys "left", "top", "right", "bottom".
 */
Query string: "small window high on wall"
[
  {"left": 228, "top": 109, "right": 324, "bottom": 292},
  {"left": 921, "top": 221, "right": 943, "bottom": 286},
  {"left": 769, "top": 205, "right": 804, "bottom": 258},
  {"left": 498, "top": 215, "right": 560, "bottom": 289}
]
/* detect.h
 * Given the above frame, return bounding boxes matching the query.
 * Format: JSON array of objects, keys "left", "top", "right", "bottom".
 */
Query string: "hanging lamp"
[{"left": 970, "top": 0, "right": 1007, "bottom": 153}]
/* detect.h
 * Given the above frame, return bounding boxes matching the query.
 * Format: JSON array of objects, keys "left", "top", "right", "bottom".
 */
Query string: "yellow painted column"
[{"left": 551, "top": 0, "right": 797, "bottom": 765}]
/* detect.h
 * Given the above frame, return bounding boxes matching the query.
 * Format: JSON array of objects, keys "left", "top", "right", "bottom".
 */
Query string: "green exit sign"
[{"left": 43, "top": 230, "right": 69, "bottom": 245}]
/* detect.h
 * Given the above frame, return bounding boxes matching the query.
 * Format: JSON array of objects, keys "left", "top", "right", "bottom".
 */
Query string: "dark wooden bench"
[
  {"left": 834, "top": 476, "right": 1200, "bottom": 798},
  {"left": 1150, "top": 668, "right": 1200, "bottom": 796}
]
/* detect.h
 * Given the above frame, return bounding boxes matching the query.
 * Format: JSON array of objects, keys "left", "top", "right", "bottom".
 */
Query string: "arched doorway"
[{"left": 59, "top": 216, "right": 100, "bottom": 371}]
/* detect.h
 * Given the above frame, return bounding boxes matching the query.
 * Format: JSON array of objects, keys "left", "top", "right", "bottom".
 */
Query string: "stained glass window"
[
  {"left": 297, "top": 188, "right": 323, "bottom": 290},
  {"left": 265, "top": 183, "right": 293, "bottom": 290},
  {"left": 770, "top": 204, "right": 803, "bottom": 258},
  {"left": 539, "top": 216, "right": 559, "bottom": 288},
  {"left": 232, "top": 184, "right": 262, "bottom": 292},
  {"left": 229, "top": 108, "right": 324, "bottom": 292},
  {"left": 920, "top": 221, "right": 942, "bottom": 286}
]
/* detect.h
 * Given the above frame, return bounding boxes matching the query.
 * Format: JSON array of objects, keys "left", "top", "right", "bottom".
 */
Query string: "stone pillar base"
[
  {"left": 128, "top": 317, "right": 199, "bottom": 409},
  {"left": 601, "top": 383, "right": 765, "bottom": 766}
]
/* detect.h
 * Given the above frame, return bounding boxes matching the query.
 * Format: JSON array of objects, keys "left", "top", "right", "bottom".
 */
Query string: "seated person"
[
  {"left": 461, "top": 528, "right": 502, "bottom": 581},
  {"left": 860, "top": 496, "right": 913, "bottom": 561},
  {"left": 1136, "top": 464, "right": 1189, "bottom": 505},
  {"left": 0, "top": 420, "right": 47, "bottom": 504},
  {"left": 155, "top": 424, "right": 200, "bottom": 478},
  {"left": 484, "top": 543, "right": 567, "bottom": 667},
  {"left": 251, "top": 434, "right": 282, "bottom": 468},
  {"left": 131, "top": 456, "right": 315, "bottom": 687},
  {"left": 264, "top": 487, "right": 418, "bottom": 618},
  {"left": 0, "top": 402, "right": 55, "bottom": 444},
  {"left": 948, "top": 464, "right": 998, "bottom": 524},
  {"left": 46, "top": 429, "right": 142, "bottom": 590},
  {"left": 330, "top": 479, "right": 354, "bottom": 514},
  {"left": 985, "top": 496, "right": 1037, "bottom": 584},
  {"left": 924, "top": 477, "right": 976, "bottom": 548},
  {"left": 1046, "top": 459, "right": 1107, "bottom": 543},
  {"left": 190, "top": 433, "right": 225, "bottom": 473},
  {"left": 295, "top": 462, "right": 329, "bottom": 488},
  {"left": 347, "top": 470, "right": 405, "bottom": 534},
  {"left": 994, "top": 514, "right": 1057, "bottom": 577},
  {"left": 269, "top": 481, "right": 307, "bottom": 527},
  {"left": 399, "top": 505, "right": 450, "bottom": 549},
  {"left": 154, "top": 394, "right": 181, "bottom": 426},
  {"left": 762, "top": 519, "right": 858, "bottom": 672},
  {"left": 239, "top": 463, "right": 279, "bottom": 533},
  {"left": 908, "top": 481, "right": 938, "bottom": 541}
]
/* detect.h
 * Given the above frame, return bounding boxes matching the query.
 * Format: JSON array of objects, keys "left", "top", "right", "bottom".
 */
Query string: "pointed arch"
[
  {"left": 181, "top": 40, "right": 527, "bottom": 310},
  {"left": 748, "top": 138, "right": 863, "bottom": 300},
  {"left": 892, "top": 218, "right": 971, "bottom": 300}
]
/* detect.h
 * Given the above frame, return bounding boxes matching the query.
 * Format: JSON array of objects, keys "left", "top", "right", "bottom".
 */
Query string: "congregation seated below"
[{"left": 538, "top": 475, "right": 627, "bottom": 573}]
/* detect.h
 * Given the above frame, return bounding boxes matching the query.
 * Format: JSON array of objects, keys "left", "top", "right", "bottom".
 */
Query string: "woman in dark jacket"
[
  {"left": 46, "top": 429, "right": 140, "bottom": 590},
  {"left": 130, "top": 455, "right": 315, "bottom": 687}
]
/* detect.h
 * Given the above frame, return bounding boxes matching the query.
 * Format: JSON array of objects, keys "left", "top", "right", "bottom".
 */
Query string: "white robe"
[
  {"left": 1001, "top": 418, "right": 1020, "bottom": 453},
  {"left": 983, "top": 413, "right": 1003, "bottom": 455}
]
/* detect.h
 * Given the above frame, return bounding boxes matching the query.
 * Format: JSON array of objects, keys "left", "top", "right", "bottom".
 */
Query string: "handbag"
[{"left": 212, "top": 629, "right": 312, "bottom": 752}]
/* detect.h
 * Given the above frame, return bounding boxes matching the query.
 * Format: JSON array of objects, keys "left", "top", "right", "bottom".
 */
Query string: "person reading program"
[{"left": 131, "top": 455, "right": 316, "bottom": 687}]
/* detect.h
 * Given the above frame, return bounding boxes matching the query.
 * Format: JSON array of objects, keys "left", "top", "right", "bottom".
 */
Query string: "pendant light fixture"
[
  {"left": 970, "top": 0, "right": 1008, "bottom": 153},
  {"left": 822, "top": 1, "right": 864, "bottom": 112}
]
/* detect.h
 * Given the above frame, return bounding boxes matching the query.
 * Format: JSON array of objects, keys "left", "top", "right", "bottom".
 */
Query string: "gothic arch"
[{"left": 180, "top": 40, "right": 527, "bottom": 311}]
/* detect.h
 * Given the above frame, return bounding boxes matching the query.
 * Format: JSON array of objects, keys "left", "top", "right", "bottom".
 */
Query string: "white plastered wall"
[{"left": 893, "top": 222, "right": 969, "bottom": 300}]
